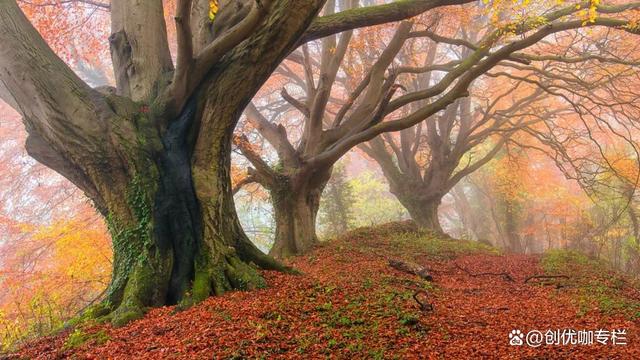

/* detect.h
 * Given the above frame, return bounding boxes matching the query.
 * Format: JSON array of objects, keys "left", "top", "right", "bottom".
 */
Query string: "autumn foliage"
[{"left": 4, "top": 0, "right": 640, "bottom": 357}]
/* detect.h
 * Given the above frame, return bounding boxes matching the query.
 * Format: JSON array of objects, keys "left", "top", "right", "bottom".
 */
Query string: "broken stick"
[{"left": 453, "top": 262, "right": 515, "bottom": 282}]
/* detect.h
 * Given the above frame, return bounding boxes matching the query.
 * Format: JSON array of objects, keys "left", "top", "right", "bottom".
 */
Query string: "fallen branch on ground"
[
  {"left": 412, "top": 290, "right": 434, "bottom": 312},
  {"left": 453, "top": 262, "right": 515, "bottom": 282},
  {"left": 388, "top": 259, "right": 434, "bottom": 281}
]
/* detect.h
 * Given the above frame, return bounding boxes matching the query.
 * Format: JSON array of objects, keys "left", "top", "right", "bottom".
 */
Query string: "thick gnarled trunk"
[
  {"left": 98, "top": 0, "right": 326, "bottom": 324},
  {"left": 87, "top": 98, "right": 287, "bottom": 326}
]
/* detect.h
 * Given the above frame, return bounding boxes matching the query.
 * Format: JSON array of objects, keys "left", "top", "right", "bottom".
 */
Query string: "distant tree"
[{"left": 239, "top": 1, "right": 640, "bottom": 253}]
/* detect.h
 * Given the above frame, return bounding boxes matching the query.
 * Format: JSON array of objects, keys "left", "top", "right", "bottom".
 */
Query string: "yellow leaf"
[{"left": 209, "top": 0, "right": 219, "bottom": 22}]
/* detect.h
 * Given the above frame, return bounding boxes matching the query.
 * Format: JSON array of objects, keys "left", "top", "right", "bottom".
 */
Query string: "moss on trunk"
[{"left": 81, "top": 98, "right": 287, "bottom": 327}]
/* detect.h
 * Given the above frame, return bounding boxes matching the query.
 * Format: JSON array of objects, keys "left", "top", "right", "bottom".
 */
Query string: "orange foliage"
[{"left": 0, "top": 205, "right": 111, "bottom": 350}]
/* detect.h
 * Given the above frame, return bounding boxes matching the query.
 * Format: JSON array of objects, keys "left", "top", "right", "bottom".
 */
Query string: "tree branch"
[
  {"left": 175, "top": 0, "right": 195, "bottom": 83},
  {"left": 0, "top": 1, "right": 107, "bottom": 141},
  {"left": 245, "top": 103, "right": 299, "bottom": 167},
  {"left": 193, "top": 0, "right": 270, "bottom": 83},
  {"left": 110, "top": 0, "right": 173, "bottom": 101},
  {"left": 233, "top": 134, "right": 278, "bottom": 184},
  {"left": 299, "top": 0, "right": 475, "bottom": 44},
  {"left": 281, "top": 87, "right": 310, "bottom": 117},
  {"left": 169, "top": 0, "right": 272, "bottom": 114}
]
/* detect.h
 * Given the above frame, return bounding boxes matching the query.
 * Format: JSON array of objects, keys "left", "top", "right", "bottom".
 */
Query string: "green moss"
[
  {"left": 541, "top": 249, "right": 597, "bottom": 273},
  {"left": 111, "top": 307, "right": 144, "bottom": 328},
  {"left": 191, "top": 267, "right": 214, "bottom": 302},
  {"left": 389, "top": 231, "right": 499, "bottom": 260},
  {"left": 225, "top": 256, "right": 267, "bottom": 290},
  {"left": 184, "top": 249, "right": 267, "bottom": 307},
  {"left": 105, "top": 171, "right": 159, "bottom": 300},
  {"left": 63, "top": 329, "right": 110, "bottom": 350},
  {"left": 104, "top": 172, "right": 176, "bottom": 327},
  {"left": 65, "top": 302, "right": 113, "bottom": 329}
]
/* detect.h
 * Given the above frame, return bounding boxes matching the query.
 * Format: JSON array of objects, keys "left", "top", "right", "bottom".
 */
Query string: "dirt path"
[{"left": 11, "top": 224, "right": 640, "bottom": 359}]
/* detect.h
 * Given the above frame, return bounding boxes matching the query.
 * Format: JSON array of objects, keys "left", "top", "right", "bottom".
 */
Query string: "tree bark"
[
  {"left": 397, "top": 194, "right": 443, "bottom": 232},
  {"left": 269, "top": 176, "right": 327, "bottom": 258},
  {"left": 73, "top": 95, "right": 288, "bottom": 326}
]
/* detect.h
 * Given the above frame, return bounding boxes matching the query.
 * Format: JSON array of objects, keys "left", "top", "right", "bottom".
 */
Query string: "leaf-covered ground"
[{"left": 9, "top": 222, "right": 640, "bottom": 359}]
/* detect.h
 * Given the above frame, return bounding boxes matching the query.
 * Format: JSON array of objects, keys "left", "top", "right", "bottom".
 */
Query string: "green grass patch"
[
  {"left": 540, "top": 249, "right": 640, "bottom": 319},
  {"left": 338, "top": 221, "right": 499, "bottom": 261},
  {"left": 389, "top": 231, "right": 500, "bottom": 260},
  {"left": 63, "top": 329, "right": 110, "bottom": 350},
  {"left": 541, "top": 249, "right": 603, "bottom": 274}
]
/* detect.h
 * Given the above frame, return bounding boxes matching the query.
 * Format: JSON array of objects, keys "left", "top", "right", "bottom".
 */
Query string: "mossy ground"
[{"left": 63, "top": 329, "right": 110, "bottom": 350}]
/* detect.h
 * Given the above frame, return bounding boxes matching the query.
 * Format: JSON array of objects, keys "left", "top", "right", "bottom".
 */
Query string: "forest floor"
[{"left": 8, "top": 222, "right": 640, "bottom": 359}]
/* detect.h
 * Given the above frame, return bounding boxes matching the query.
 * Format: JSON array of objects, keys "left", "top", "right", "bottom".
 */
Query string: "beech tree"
[
  {"left": 236, "top": 1, "right": 640, "bottom": 254},
  {"left": 0, "top": 0, "right": 479, "bottom": 325},
  {"left": 360, "top": 87, "right": 558, "bottom": 231}
]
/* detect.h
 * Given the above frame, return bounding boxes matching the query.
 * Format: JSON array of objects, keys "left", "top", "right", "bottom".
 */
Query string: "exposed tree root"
[{"left": 413, "top": 290, "right": 434, "bottom": 312}]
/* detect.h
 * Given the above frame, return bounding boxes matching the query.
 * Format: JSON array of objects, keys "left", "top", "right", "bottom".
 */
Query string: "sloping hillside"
[{"left": 10, "top": 222, "right": 640, "bottom": 359}]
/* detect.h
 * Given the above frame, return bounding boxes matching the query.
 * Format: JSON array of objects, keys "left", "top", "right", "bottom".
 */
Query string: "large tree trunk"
[
  {"left": 268, "top": 169, "right": 330, "bottom": 258},
  {"left": 104, "top": 0, "right": 327, "bottom": 324},
  {"left": 78, "top": 97, "right": 287, "bottom": 326},
  {"left": 188, "top": 108, "right": 285, "bottom": 303},
  {"left": 270, "top": 183, "right": 323, "bottom": 258},
  {"left": 396, "top": 194, "right": 443, "bottom": 233}
]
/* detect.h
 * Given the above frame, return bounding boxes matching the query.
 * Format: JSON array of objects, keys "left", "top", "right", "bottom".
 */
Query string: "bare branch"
[{"left": 300, "top": 0, "right": 475, "bottom": 44}]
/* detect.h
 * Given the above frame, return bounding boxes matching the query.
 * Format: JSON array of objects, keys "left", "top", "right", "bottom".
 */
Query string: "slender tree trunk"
[
  {"left": 451, "top": 185, "right": 480, "bottom": 239},
  {"left": 626, "top": 206, "right": 640, "bottom": 272},
  {"left": 503, "top": 200, "right": 523, "bottom": 253}
]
